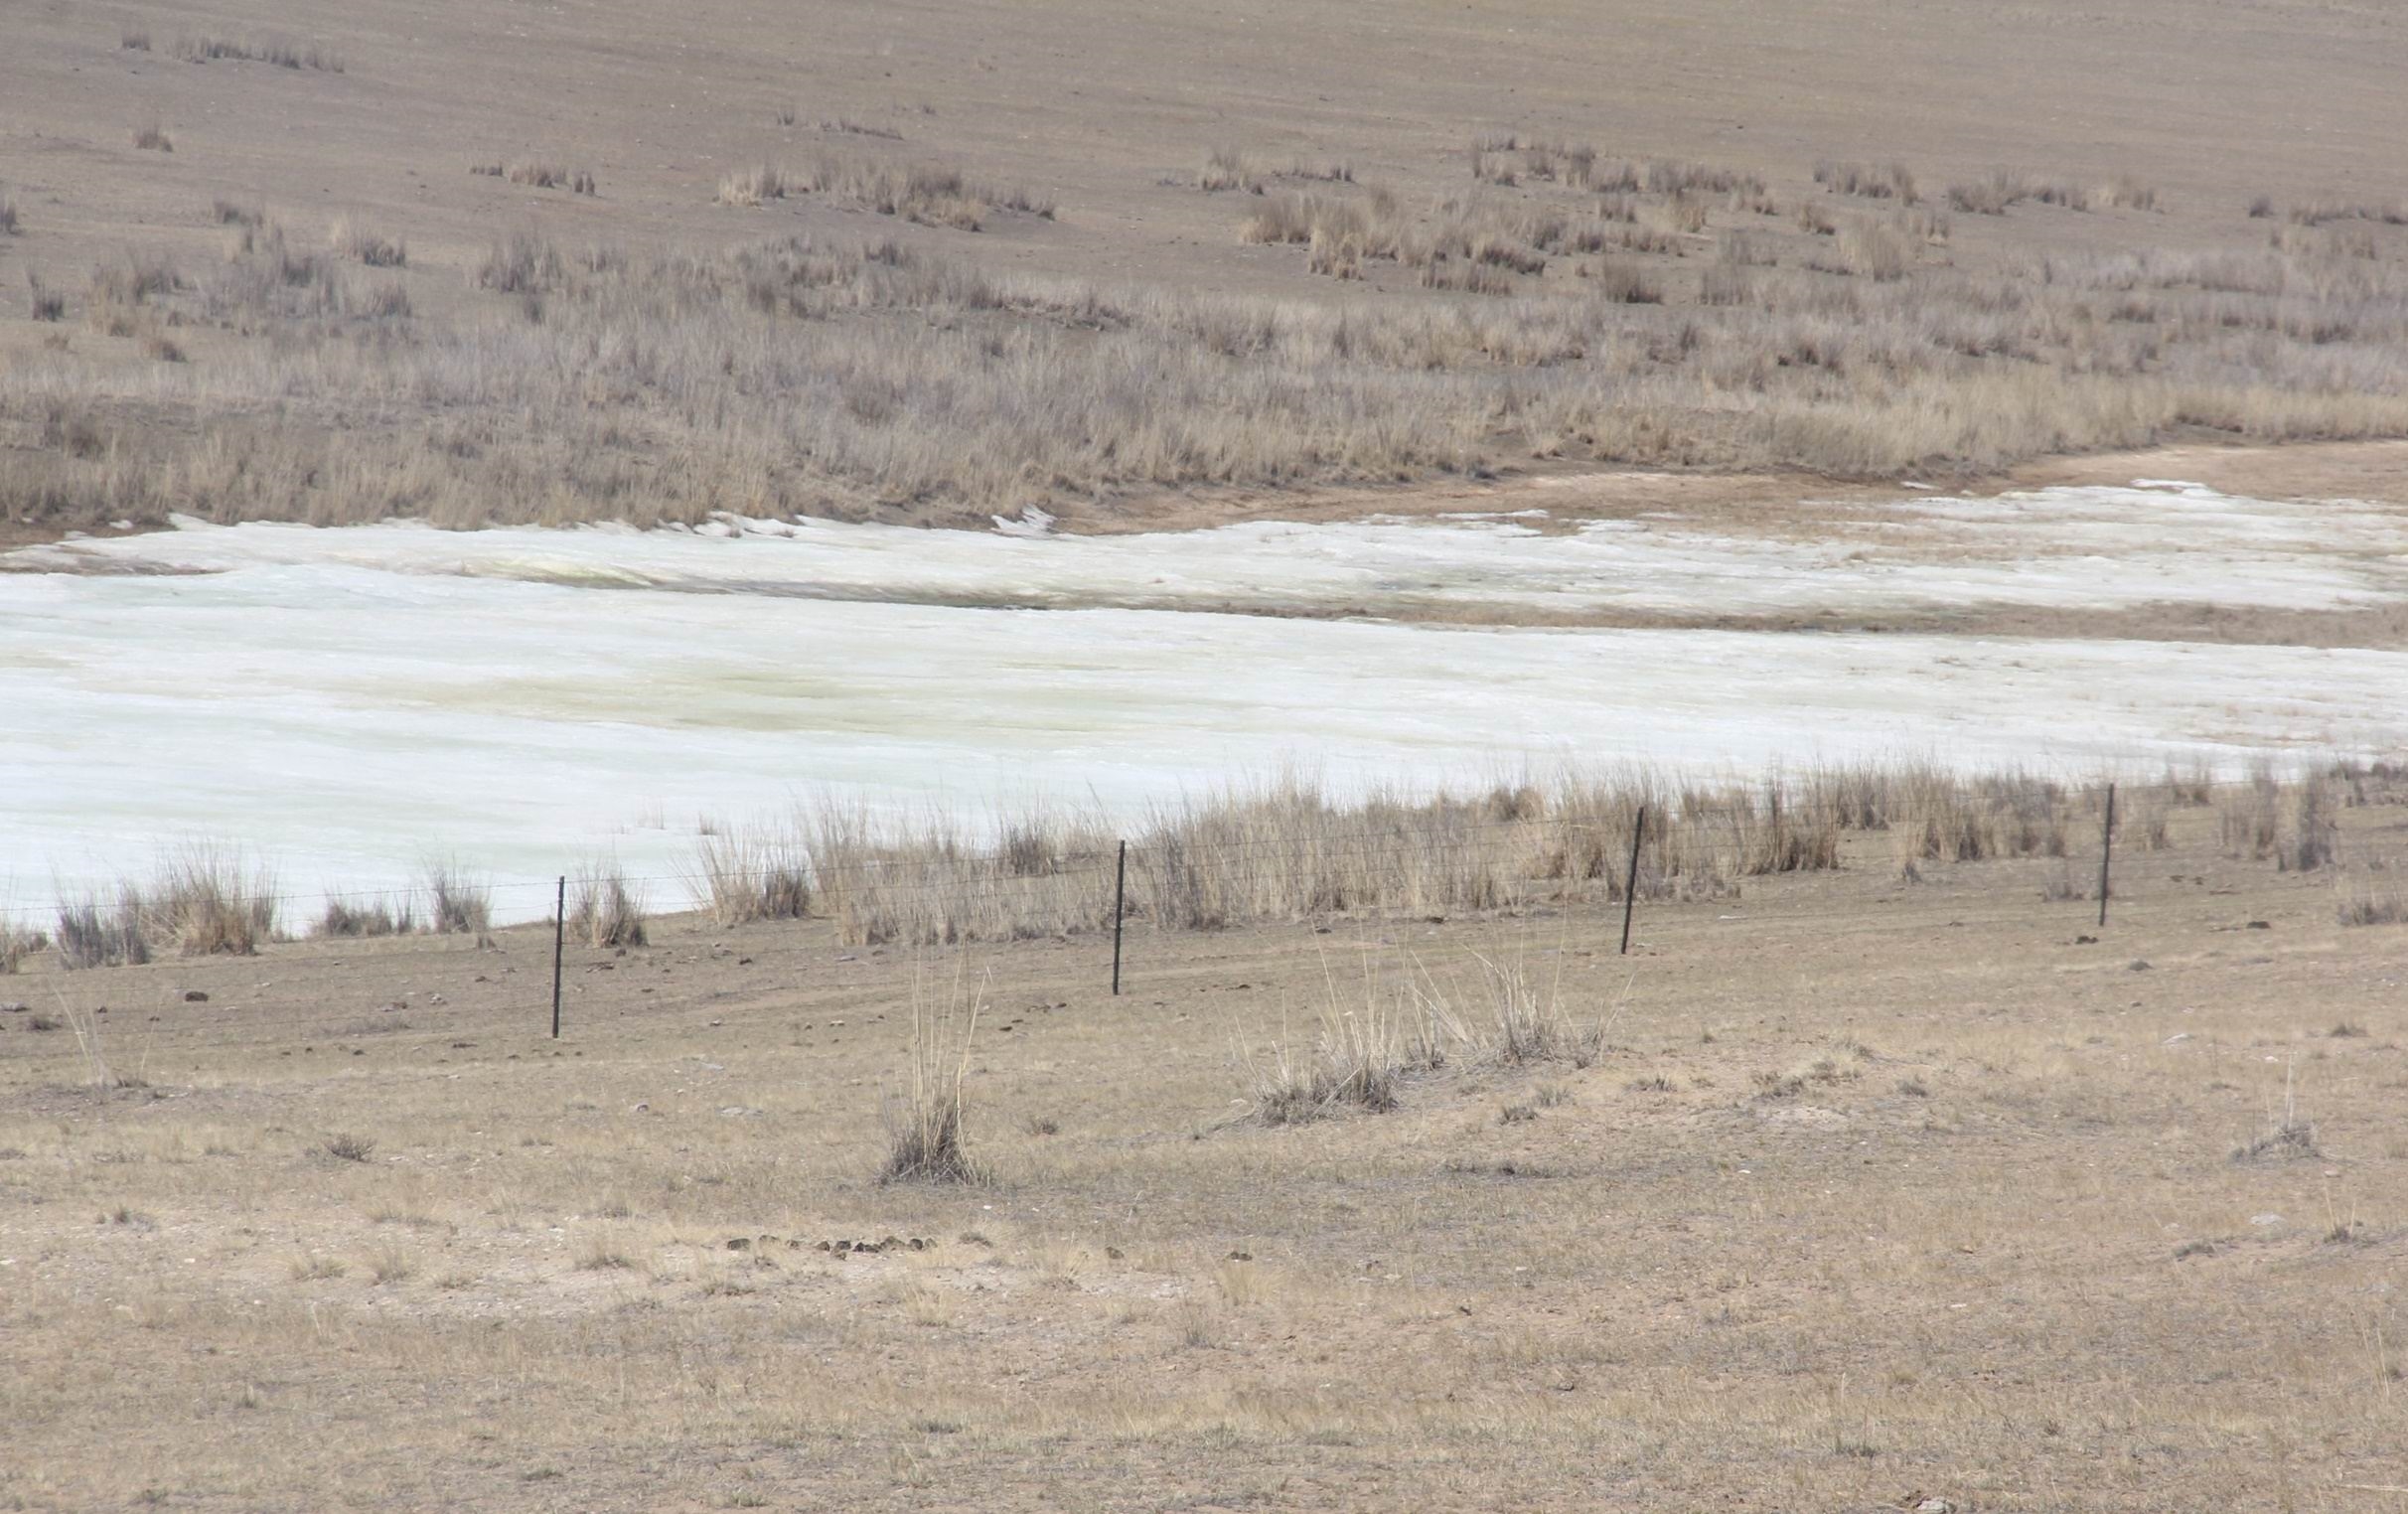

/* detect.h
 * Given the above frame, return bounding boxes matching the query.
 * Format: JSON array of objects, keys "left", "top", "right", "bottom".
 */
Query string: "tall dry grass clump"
[
  {"left": 880, "top": 972, "right": 987, "bottom": 1183},
  {"left": 2336, "top": 863, "right": 2407, "bottom": 926},
  {"left": 129, "top": 848, "right": 280, "bottom": 956},
  {"left": 173, "top": 35, "right": 344, "bottom": 71},
  {"left": 692, "top": 826, "right": 811, "bottom": 924},
  {"left": 1814, "top": 160, "right": 1918, "bottom": 203},
  {"left": 0, "top": 918, "right": 47, "bottom": 974},
  {"left": 2219, "top": 771, "right": 2283, "bottom": 859},
  {"left": 421, "top": 862, "right": 491, "bottom": 938},
  {"left": 809, "top": 801, "right": 1117, "bottom": 947},
  {"left": 52, "top": 848, "right": 274, "bottom": 965},
  {"left": 2281, "top": 779, "right": 2336, "bottom": 872},
  {"left": 329, "top": 219, "right": 406, "bottom": 267},
  {"left": 568, "top": 865, "right": 648, "bottom": 948},
  {"left": 55, "top": 892, "right": 148, "bottom": 971},
  {"left": 1457, "top": 953, "right": 1604, "bottom": 1068},
  {"left": 1245, "top": 997, "right": 1413, "bottom": 1125},
  {"left": 315, "top": 896, "right": 417, "bottom": 938}
]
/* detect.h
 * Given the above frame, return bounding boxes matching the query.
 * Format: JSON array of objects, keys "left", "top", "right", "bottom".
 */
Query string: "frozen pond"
[{"left": 5, "top": 481, "right": 2404, "bottom": 921}]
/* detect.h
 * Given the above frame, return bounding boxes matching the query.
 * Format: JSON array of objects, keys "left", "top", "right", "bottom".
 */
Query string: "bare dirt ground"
[{"left": 6, "top": 805, "right": 2407, "bottom": 1511}]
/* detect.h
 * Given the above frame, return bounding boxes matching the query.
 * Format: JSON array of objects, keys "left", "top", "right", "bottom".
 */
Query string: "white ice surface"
[
  {"left": 14, "top": 481, "right": 2406, "bottom": 620},
  {"left": 4, "top": 486, "right": 2404, "bottom": 923}
]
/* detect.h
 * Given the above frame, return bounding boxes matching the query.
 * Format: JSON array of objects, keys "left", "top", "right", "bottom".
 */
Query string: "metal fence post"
[
  {"left": 1620, "top": 804, "right": 1646, "bottom": 956},
  {"left": 1111, "top": 840, "right": 1128, "bottom": 996},
  {"left": 551, "top": 875, "right": 565, "bottom": 1038},
  {"left": 2097, "top": 784, "right": 2116, "bottom": 929}
]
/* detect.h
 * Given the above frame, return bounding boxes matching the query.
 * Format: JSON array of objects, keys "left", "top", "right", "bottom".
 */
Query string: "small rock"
[
  {"left": 2128, "top": 960, "right": 2152, "bottom": 972},
  {"left": 726, "top": 1238, "right": 750, "bottom": 1252},
  {"left": 1226, "top": 1250, "right": 1253, "bottom": 1262},
  {"left": 2250, "top": 1213, "right": 2286, "bottom": 1228},
  {"left": 182, "top": 989, "right": 209, "bottom": 1003},
  {"left": 630, "top": 1102, "right": 649, "bottom": 1113},
  {"left": 2162, "top": 1032, "right": 2191, "bottom": 1045},
  {"left": 2074, "top": 934, "right": 2097, "bottom": 945},
  {"left": 0, "top": 1003, "right": 27, "bottom": 1014},
  {"left": 718, "top": 1106, "right": 763, "bottom": 1119},
  {"left": 1918, "top": 1500, "right": 1955, "bottom": 1514},
  {"left": 2246, "top": 920, "right": 2271, "bottom": 930}
]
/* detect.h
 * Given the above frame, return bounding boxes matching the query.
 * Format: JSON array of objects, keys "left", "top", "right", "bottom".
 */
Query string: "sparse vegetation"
[
  {"left": 1814, "top": 160, "right": 1917, "bottom": 204},
  {"left": 568, "top": 865, "right": 648, "bottom": 949},
  {"left": 315, "top": 896, "right": 418, "bottom": 938},
  {"left": 714, "top": 150, "right": 1049, "bottom": 227},
  {"left": 2337, "top": 866, "right": 2408, "bottom": 926},
  {"left": 323, "top": 1133, "right": 376, "bottom": 1162},
  {"left": 422, "top": 863, "right": 491, "bottom": 938},
  {"left": 172, "top": 35, "right": 345, "bottom": 72},
  {"left": 692, "top": 827, "right": 811, "bottom": 925},
  {"left": 505, "top": 162, "right": 596, "bottom": 195},
  {"left": 14, "top": 170, "right": 2408, "bottom": 536},
  {"left": 329, "top": 219, "right": 405, "bottom": 267},
  {"left": 52, "top": 849, "right": 274, "bottom": 966},
  {"left": 0, "top": 919, "right": 45, "bottom": 974},
  {"left": 880, "top": 977, "right": 986, "bottom": 1183},
  {"left": 130, "top": 122, "right": 174, "bottom": 153},
  {"left": 26, "top": 271, "right": 65, "bottom": 321}
]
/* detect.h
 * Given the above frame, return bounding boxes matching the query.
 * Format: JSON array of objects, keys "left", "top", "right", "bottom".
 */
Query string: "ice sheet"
[
  {"left": 4, "top": 488, "right": 2403, "bottom": 923},
  {"left": 14, "top": 481, "right": 2405, "bottom": 620}
]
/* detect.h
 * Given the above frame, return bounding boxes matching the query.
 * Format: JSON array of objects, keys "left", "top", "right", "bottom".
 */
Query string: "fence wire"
[{"left": 3, "top": 770, "right": 2402, "bottom": 1074}]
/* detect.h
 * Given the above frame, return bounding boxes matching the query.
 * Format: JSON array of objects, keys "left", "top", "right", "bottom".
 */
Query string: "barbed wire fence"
[{"left": 1, "top": 769, "right": 2401, "bottom": 1070}]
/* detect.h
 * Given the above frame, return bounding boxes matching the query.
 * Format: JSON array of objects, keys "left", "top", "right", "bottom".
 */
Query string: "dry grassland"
[
  {"left": 5, "top": 0, "right": 2408, "bottom": 537},
  {"left": 4, "top": 793, "right": 2407, "bottom": 1510}
]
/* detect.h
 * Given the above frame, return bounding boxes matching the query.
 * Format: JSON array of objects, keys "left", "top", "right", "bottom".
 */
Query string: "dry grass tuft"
[
  {"left": 315, "top": 897, "right": 418, "bottom": 938},
  {"left": 880, "top": 973, "right": 988, "bottom": 1184},
  {"left": 173, "top": 35, "right": 344, "bottom": 72},
  {"left": 1462, "top": 954, "right": 1606, "bottom": 1068},
  {"left": 0, "top": 193, "right": 19, "bottom": 237},
  {"left": 133, "top": 848, "right": 279, "bottom": 956},
  {"left": 1814, "top": 160, "right": 1918, "bottom": 203},
  {"left": 1246, "top": 996, "right": 1415, "bottom": 1125},
  {"left": 329, "top": 219, "right": 406, "bottom": 267},
  {"left": 130, "top": 122, "right": 174, "bottom": 153},
  {"left": 54, "top": 849, "right": 277, "bottom": 966},
  {"left": 692, "top": 827, "right": 812, "bottom": 925},
  {"left": 2336, "top": 865, "right": 2408, "bottom": 926},
  {"left": 54, "top": 893, "right": 148, "bottom": 970},
  {"left": 504, "top": 162, "right": 596, "bottom": 195},
  {"left": 25, "top": 271, "right": 65, "bottom": 321},
  {"left": 716, "top": 165, "right": 790, "bottom": 207},
  {"left": 568, "top": 865, "right": 648, "bottom": 949},
  {"left": 1200, "top": 147, "right": 1262, "bottom": 194},
  {"left": 0, "top": 919, "right": 47, "bottom": 974},
  {"left": 421, "top": 863, "right": 491, "bottom": 938},
  {"left": 323, "top": 1133, "right": 376, "bottom": 1162}
]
